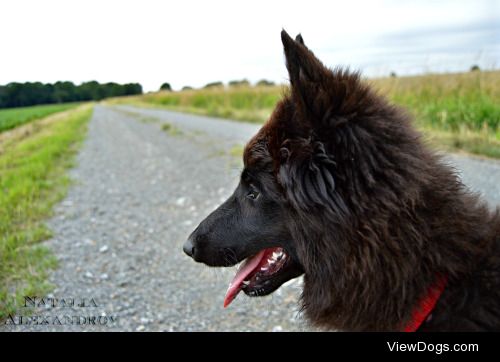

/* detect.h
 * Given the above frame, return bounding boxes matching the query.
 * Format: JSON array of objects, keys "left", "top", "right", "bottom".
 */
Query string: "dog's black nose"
[{"left": 183, "top": 238, "right": 195, "bottom": 257}]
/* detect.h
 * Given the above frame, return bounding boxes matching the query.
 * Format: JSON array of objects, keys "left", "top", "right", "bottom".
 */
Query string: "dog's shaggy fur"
[{"left": 186, "top": 31, "right": 500, "bottom": 331}]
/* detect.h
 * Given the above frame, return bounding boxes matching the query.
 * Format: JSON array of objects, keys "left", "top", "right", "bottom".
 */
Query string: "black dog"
[{"left": 184, "top": 30, "right": 500, "bottom": 331}]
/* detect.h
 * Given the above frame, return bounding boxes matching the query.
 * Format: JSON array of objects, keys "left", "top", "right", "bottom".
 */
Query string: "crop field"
[{"left": 0, "top": 103, "right": 81, "bottom": 133}]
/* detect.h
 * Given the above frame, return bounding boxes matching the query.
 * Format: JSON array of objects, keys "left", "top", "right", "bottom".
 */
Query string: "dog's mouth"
[{"left": 224, "top": 247, "right": 301, "bottom": 307}]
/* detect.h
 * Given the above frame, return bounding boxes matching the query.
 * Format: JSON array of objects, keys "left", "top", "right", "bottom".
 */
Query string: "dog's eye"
[{"left": 246, "top": 189, "right": 260, "bottom": 200}]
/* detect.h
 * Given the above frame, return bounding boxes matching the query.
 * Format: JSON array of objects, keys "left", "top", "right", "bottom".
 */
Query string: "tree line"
[
  {"left": 159, "top": 79, "right": 276, "bottom": 92},
  {"left": 0, "top": 81, "right": 143, "bottom": 109}
]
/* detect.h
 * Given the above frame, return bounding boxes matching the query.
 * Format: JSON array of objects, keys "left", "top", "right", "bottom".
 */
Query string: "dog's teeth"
[
  {"left": 267, "top": 258, "right": 274, "bottom": 264},
  {"left": 261, "top": 266, "right": 268, "bottom": 271},
  {"left": 242, "top": 281, "right": 250, "bottom": 286},
  {"left": 273, "top": 251, "right": 284, "bottom": 261}
]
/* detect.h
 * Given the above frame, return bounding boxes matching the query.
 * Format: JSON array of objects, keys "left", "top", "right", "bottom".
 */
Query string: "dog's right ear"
[{"left": 281, "top": 30, "right": 331, "bottom": 127}]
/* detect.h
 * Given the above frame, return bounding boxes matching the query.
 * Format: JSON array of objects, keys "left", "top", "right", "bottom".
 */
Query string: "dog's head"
[{"left": 184, "top": 30, "right": 430, "bottom": 320}]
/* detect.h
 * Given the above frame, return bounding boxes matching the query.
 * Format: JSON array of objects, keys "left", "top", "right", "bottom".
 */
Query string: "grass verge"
[{"left": 0, "top": 105, "right": 93, "bottom": 319}]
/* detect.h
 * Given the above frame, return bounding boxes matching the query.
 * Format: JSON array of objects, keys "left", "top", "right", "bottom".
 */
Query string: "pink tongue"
[{"left": 223, "top": 250, "right": 267, "bottom": 308}]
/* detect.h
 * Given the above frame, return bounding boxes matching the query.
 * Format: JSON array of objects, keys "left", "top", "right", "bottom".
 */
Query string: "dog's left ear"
[{"left": 281, "top": 30, "right": 331, "bottom": 125}]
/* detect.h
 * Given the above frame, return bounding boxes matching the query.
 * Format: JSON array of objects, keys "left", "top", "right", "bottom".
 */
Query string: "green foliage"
[
  {"left": 204, "top": 81, "right": 224, "bottom": 89},
  {"left": 256, "top": 79, "right": 275, "bottom": 87},
  {"left": 160, "top": 83, "right": 172, "bottom": 91},
  {"left": 0, "top": 81, "right": 142, "bottom": 109},
  {"left": 228, "top": 79, "right": 250, "bottom": 87},
  {"left": 0, "top": 103, "right": 79, "bottom": 132},
  {"left": 0, "top": 106, "right": 93, "bottom": 319}
]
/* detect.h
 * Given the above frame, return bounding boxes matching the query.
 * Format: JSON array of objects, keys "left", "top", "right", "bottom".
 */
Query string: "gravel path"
[{"left": 2, "top": 105, "right": 499, "bottom": 331}]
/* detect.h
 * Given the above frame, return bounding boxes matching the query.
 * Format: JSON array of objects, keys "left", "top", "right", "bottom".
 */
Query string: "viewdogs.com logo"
[{"left": 4, "top": 296, "right": 117, "bottom": 326}]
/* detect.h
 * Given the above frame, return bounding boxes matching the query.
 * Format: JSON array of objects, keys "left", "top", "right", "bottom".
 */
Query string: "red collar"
[{"left": 403, "top": 275, "right": 448, "bottom": 332}]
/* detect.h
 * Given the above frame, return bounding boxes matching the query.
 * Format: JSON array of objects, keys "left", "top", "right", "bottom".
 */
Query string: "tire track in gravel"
[{"left": 2, "top": 104, "right": 499, "bottom": 331}]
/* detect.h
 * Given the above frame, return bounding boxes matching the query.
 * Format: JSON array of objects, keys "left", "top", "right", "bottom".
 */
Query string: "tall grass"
[
  {"left": 111, "top": 70, "right": 500, "bottom": 158},
  {"left": 119, "top": 86, "right": 283, "bottom": 124},
  {"left": 373, "top": 71, "right": 500, "bottom": 133},
  {"left": 374, "top": 71, "right": 500, "bottom": 158},
  {"left": 0, "top": 103, "right": 80, "bottom": 133},
  {"left": 0, "top": 106, "right": 93, "bottom": 319}
]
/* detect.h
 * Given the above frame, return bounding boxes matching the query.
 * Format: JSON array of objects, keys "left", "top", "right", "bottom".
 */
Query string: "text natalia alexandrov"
[{"left": 4, "top": 296, "right": 117, "bottom": 326}]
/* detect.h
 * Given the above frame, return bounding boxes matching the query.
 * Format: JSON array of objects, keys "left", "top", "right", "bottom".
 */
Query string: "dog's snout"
[{"left": 183, "top": 237, "right": 195, "bottom": 258}]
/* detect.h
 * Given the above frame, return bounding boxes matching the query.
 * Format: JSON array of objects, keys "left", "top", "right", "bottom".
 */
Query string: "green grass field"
[
  {"left": 0, "top": 103, "right": 80, "bottom": 133},
  {"left": 110, "top": 70, "right": 500, "bottom": 158},
  {"left": 0, "top": 105, "right": 93, "bottom": 319}
]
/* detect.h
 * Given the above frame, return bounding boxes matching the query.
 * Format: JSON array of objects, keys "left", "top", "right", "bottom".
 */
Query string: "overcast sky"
[{"left": 1, "top": 0, "right": 499, "bottom": 91}]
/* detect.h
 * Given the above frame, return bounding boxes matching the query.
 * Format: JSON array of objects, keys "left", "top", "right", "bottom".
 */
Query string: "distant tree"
[
  {"left": 124, "top": 83, "right": 142, "bottom": 95},
  {"left": 228, "top": 79, "right": 250, "bottom": 87},
  {"left": 79, "top": 81, "right": 101, "bottom": 101},
  {"left": 256, "top": 79, "right": 275, "bottom": 87},
  {"left": 99, "top": 82, "right": 114, "bottom": 99},
  {"left": 0, "top": 85, "right": 6, "bottom": 108},
  {"left": 15, "top": 82, "right": 55, "bottom": 106},
  {"left": 203, "top": 81, "right": 224, "bottom": 88},
  {"left": 182, "top": 86, "right": 193, "bottom": 91},
  {"left": 53, "top": 81, "right": 77, "bottom": 103},
  {"left": 160, "top": 83, "right": 172, "bottom": 91},
  {"left": 470, "top": 65, "right": 480, "bottom": 72},
  {"left": 390, "top": 71, "right": 397, "bottom": 78},
  {"left": 4, "top": 83, "right": 29, "bottom": 107}
]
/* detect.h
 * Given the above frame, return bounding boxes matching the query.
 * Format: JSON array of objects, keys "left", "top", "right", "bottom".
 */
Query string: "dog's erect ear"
[
  {"left": 295, "top": 33, "right": 305, "bottom": 46},
  {"left": 281, "top": 30, "right": 332, "bottom": 125},
  {"left": 281, "top": 29, "right": 326, "bottom": 83}
]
